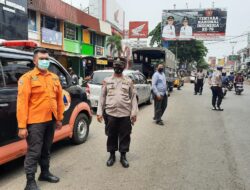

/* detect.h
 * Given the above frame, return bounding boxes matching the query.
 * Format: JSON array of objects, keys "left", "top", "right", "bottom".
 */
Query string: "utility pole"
[
  {"left": 212, "top": 1, "right": 215, "bottom": 8},
  {"left": 186, "top": 2, "right": 188, "bottom": 9},
  {"left": 173, "top": 4, "right": 176, "bottom": 9},
  {"left": 230, "top": 41, "right": 237, "bottom": 55}
]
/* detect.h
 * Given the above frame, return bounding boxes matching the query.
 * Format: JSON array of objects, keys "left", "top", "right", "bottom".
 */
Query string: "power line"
[{"left": 205, "top": 33, "right": 248, "bottom": 45}]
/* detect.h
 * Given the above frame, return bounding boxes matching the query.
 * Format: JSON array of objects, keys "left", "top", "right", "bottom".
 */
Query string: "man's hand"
[
  {"left": 56, "top": 120, "right": 63, "bottom": 130},
  {"left": 18, "top": 128, "right": 28, "bottom": 139},
  {"left": 131, "top": 116, "right": 137, "bottom": 125},
  {"left": 97, "top": 115, "right": 103, "bottom": 123},
  {"left": 156, "top": 95, "right": 162, "bottom": 101}
]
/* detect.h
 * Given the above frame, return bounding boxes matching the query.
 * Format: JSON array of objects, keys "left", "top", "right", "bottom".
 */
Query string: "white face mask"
[{"left": 38, "top": 59, "right": 50, "bottom": 70}]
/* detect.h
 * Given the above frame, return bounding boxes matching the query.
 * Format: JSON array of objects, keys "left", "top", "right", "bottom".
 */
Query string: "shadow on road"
[{"left": 0, "top": 139, "right": 73, "bottom": 180}]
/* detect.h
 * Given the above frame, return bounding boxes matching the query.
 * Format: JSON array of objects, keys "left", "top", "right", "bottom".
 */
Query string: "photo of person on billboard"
[
  {"left": 162, "top": 16, "right": 176, "bottom": 40},
  {"left": 179, "top": 16, "right": 193, "bottom": 39}
]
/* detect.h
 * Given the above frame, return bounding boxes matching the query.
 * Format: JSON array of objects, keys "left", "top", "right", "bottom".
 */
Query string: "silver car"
[{"left": 86, "top": 70, "right": 152, "bottom": 109}]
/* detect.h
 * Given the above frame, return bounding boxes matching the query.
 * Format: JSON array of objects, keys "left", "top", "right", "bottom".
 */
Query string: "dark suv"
[{"left": 0, "top": 44, "right": 92, "bottom": 165}]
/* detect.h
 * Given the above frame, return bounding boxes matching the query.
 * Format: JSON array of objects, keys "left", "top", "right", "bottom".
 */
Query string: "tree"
[
  {"left": 148, "top": 22, "right": 162, "bottom": 47},
  {"left": 149, "top": 22, "right": 208, "bottom": 69},
  {"left": 106, "top": 35, "right": 122, "bottom": 57}
]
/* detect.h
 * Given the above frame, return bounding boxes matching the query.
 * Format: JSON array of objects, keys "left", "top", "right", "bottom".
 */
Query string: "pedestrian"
[
  {"left": 152, "top": 63, "right": 168, "bottom": 125},
  {"left": 97, "top": 59, "right": 138, "bottom": 168},
  {"left": 195, "top": 69, "right": 205, "bottom": 95},
  {"left": 17, "top": 48, "right": 65, "bottom": 190},
  {"left": 68, "top": 67, "right": 79, "bottom": 84},
  {"left": 208, "top": 66, "right": 224, "bottom": 111}
]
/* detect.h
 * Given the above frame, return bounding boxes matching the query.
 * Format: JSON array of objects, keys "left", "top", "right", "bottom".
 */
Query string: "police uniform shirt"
[
  {"left": 97, "top": 75, "right": 138, "bottom": 118},
  {"left": 162, "top": 25, "right": 176, "bottom": 39},
  {"left": 211, "top": 71, "right": 222, "bottom": 87},
  {"left": 179, "top": 25, "right": 193, "bottom": 39},
  {"left": 197, "top": 72, "right": 205, "bottom": 79}
]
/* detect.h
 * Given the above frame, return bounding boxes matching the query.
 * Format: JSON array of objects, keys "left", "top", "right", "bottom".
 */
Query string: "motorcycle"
[
  {"left": 227, "top": 81, "right": 234, "bottom": 91},
  {"left": 235, "top": 83, "right": 244, "bottom": 95}
]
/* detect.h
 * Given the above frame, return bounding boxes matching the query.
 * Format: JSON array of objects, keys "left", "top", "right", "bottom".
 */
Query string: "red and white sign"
[{"left": 129, "top": 21, "right": 149, "bottom": 38}]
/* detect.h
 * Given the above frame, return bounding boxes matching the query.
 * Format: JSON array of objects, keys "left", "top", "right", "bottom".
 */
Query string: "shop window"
[
  {"left": 28, "top": 10, "right": 36, "bottom": 31},
  {"left": 41, "top": 15, "right": 60, "bottom": 32},
  {"left": 83, "top": 30, "right": 90, "bottom": 44},
  {"left": 64, "top": 23, "right": 78, "bottom": 41},
  {"left": 95, "top": 34, "right": 104, "bottom": 46}
]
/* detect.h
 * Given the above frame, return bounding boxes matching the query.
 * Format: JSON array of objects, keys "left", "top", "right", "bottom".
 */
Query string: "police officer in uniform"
[
  {"left": 208, "top": 66, "right": 224, "bottom": 111},
  {"left": 162, "top": 16, "right": 176, "bottom": 39},
  {"left": 97, "top": 60, "right": 138, "bottom": 168},
  {"left": 17, "top": 48, "right": 64, "bottom": 190}
]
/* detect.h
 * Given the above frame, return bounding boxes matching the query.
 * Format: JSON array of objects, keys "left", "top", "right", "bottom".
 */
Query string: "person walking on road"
[
  {"left": 195, "top": 69, "right": 205, "bottom": 95},
  {"left": 17, "top": 48, "right": 65, "bottom": 190},
  {"left": 97, "top": 59, "right": 138, "bottom": 168},
  {"left": 208, "top": 66, "right": 224, "bottom": 111},
  {"left": 152, "top": 63, "right": 168, "bottom": 125}
]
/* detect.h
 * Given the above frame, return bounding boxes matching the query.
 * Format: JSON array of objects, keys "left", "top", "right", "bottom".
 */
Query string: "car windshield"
[{"left": 90, "top": 72, "right": 113, "bottom": 84}]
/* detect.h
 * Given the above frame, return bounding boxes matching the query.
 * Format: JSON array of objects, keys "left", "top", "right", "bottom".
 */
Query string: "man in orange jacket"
[{"left": 17, "top": 48, "right": 64, "bottom": 190}]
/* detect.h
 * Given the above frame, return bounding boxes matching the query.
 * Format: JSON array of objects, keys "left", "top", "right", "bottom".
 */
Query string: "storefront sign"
[
  {"left": 95, "top": 45, "right": 104, "bottom": 56},
  {"left": 42, "top": 27, "right": 62, "bottom": 46},
  {"left": 96, "top": 59, "right": 108, "bottom": 65}
]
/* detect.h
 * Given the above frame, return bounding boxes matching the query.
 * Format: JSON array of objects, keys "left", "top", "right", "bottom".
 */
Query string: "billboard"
[
  {"left": 106, "top": 0, "right": 125, "bottom": 31},
  {"left": 0, "top": 0, "right": 28, "bottom": 40},
  {"left": 129, "top": 21, "right": 149, "bottom": 38},
  {"left": 162, "top": 8, "right": 227, "bottom": 41},
  {"left": 208, "top": 57, "right": 216, "bottom": 67}
]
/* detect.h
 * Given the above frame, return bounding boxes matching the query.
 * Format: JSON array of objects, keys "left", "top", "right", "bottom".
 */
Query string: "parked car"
[
  {"left": 87, "top": 70, "right": 153, "bottom": 109},
  {"left": 0, "top": 41, "right": 92, "bottom": 165}
]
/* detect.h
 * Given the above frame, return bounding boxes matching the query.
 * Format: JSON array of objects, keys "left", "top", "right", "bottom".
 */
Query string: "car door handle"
[{"left": 0, "top": 103, "right": 9, "bottom": 107}]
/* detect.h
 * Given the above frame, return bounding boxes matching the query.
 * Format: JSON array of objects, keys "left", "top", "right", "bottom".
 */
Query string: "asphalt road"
[{"left": 0, "top": 82, "right": 250, "bottom": 190}]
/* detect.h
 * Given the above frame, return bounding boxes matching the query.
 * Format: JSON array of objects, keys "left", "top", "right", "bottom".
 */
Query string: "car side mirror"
[
  {"left": 59, "top": 75, "right": 68, "bottom": 88},
  {"left": 72, "top": 77, "right": 79, "bottom": 85}
]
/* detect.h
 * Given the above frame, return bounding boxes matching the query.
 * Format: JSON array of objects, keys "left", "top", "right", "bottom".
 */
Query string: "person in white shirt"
[
  {"left": 179, "top": 16, "right": 193, "bottom": 39},
  {"left": 162, "top": 16, "right": 176, "bottom": 40}
]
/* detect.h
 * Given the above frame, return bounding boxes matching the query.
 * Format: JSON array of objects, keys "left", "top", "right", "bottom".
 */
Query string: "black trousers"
[
  {"left": 154, "top": 94, "right": 168, "bottom": 122},
  {"left": 24, "top": 120, "right": 55, "bottom": 174},
  {"left": 211, "top": 86, "right": 223, "bottom": 107},
  {"left": 105, "top": 114, "right": 132, "bottom": 153},
  {"left": 196, "top": 79, "right": 204, "bottom": 93}
]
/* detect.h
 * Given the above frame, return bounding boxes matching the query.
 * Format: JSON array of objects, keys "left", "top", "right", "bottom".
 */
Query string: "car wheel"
[
  {"left": 146, "top": 93, "right": 153, "bottom": 105},
  {"left": 71, "top": 113, "right": 90, "bottom": 145}
]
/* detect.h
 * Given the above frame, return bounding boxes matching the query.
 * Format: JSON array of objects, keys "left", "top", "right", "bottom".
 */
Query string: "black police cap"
[
  {"left": 167, "top": 16, "right": 174, "bottom": 20},
  {"left": 182, "top": 16, "right": 189, "bottom": 21}
]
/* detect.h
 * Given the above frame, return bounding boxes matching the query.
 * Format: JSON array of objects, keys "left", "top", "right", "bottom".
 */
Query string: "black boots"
[
  {"left": 106, "top": 152, "right": 116, "bottom": 167},
  {"left": 25, "top": 174, "right": 40, "bottom": 190},
  {"left": 38, "top": 170, "right": 60, "bottom": 183},
  {"left": 120, "top": 153, "right": 129, "bottom": 168},
  {"left": 107, "top": 152, "right": 130, "bottom": 168}
]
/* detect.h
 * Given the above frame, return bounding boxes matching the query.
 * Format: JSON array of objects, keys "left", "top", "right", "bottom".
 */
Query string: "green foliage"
[
  {"left": 149, "top": 22, "right": 208, "bottom": 69},
  {"left": 106, "top": 35, "right": 122, "bottom": 57},
  {"left": 149, "top": 22, "right": 162, "bottom": 47}
]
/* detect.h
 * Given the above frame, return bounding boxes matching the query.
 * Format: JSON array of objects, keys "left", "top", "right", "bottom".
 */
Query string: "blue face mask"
[{"left": 38, "top": 59, "right": 50, "bottom": 70}]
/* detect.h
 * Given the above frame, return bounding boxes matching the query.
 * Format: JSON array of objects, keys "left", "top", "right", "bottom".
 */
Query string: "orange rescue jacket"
[{"left": 17, "top": 67, "right": 65, "bottom": 129}]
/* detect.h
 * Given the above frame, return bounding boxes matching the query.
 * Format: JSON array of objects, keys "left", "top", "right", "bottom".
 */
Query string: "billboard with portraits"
[{"left": 162, "top": 8, "right": 227, "bottom": 41}]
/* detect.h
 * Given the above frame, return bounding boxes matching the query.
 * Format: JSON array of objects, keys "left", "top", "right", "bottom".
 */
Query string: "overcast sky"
[{"left": 117, "top": 0, "right": 250, "bottom": 59}]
